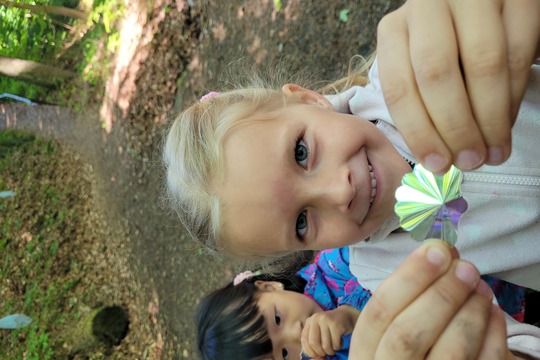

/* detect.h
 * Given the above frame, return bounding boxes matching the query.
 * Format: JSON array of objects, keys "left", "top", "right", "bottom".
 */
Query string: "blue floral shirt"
[{"left": 299, "top": 247, "right": 369, "bottom": 360}]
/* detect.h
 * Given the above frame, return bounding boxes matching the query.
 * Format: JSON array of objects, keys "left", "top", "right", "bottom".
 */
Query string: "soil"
[{"left": 2, "top": 0, "right": 405, "bottom": 358}]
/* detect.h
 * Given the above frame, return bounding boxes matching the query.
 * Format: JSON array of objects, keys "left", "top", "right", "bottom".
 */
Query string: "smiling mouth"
[{"left": 368, "top": 163, "right": 377, "bottom": 205}]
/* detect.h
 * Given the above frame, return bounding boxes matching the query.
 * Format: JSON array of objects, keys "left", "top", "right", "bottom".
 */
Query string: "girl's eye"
[
  {"left": 296, "top": 211, "right": 308, "bottom": 240},
  {"left": 275, "top": 313, "right": 281, "bottom": 326},
  {"left": 294, "top": 138, "right": 308, "bottom": 168},
  {"left": 282, "top": 348, "right": 288, "bottom": 360}
]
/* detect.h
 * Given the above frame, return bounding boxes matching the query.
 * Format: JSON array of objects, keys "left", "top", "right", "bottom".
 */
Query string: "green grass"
[{"left": 0, "top": 130, "right": 92, "bottom": 358}]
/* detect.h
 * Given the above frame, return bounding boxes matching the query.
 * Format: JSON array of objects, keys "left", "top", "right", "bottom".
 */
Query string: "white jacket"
[{"left": 327, "top": 61, "right": 540, "bottom": 357}]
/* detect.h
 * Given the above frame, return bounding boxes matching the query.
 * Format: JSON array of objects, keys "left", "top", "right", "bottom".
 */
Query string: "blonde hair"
[
  {"left": 317, "top": 53, "right": 375, "bottom": 94},
  {"left": 163, "top": 54, "right": 374, "bottom": 272}
]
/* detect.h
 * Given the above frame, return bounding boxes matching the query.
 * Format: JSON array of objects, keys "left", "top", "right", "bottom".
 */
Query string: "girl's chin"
[{"left": 362, "top": 207, "right": 394, "bottom": 235}]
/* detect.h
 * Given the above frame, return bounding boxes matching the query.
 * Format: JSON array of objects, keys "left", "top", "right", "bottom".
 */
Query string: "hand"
[
  {"left": 301, "top": 304, "right": 360, "bottom": 358},
  {"left": 348, "top": 239, "right": 518, "bottom": 359},
  {"left": 376, "top": 0, "right": 540, "bottom": 174}
]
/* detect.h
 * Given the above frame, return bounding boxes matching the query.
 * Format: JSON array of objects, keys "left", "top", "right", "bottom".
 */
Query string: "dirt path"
[{"left": 3, "top": 1, "right": 404, "bottom": 358}]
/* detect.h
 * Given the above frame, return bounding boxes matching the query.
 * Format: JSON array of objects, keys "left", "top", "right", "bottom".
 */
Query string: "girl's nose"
[
  {"left": 276, "top": 321, "right": 303, "bottom": 360},
  {"left": 310, "top": 168, "right": 354, "bottom": 213},
  {"left": 285, "top": 319, "right": 303, "bottom": 343}
]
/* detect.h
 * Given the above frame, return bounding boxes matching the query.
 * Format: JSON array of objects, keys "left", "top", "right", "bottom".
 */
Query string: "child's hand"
[
  {"left": 348, "top": 240, "right": 517, "bottom": 360},
  {"left": 301, "top": 305, "right": 360, "bottom": 358},
  {"left": 376, "top": 0, "right": 540, "bottom": 174}
]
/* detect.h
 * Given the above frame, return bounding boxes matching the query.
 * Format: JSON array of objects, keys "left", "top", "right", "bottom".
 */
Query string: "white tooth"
[
  {"left": 371, "top": 178, "right": 377, "bottom": 188},
  {"left": 368, "top": 165, "right": 372, "bottom": 171},
  {"left": 371, "top": 187, "right": 376, "bottom": 197},
  {"left": 370, "top": 171, "right": 375, "bottom": 179}
]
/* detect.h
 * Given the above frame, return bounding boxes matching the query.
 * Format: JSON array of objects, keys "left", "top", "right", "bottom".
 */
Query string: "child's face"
[
  {"left": 255, "top": 281, "right": 323, "bottom": 360},
  {"left": 220, "top": 86, "right": 410, "bottom": 256}
]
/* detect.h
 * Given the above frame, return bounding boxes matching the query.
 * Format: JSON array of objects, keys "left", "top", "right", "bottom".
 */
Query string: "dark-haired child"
[{"left": 196, "top": 247, "right": 527, "bottom": 360}]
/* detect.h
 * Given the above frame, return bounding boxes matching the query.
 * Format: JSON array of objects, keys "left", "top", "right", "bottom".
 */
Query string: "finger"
[
  {"left": 377, "top": 9, "right": 453, "bottom": 175},
  {"left": 503, "top": 0, "right": 540, "bottom": 129},
  {"left": 320, "top": 325, "right": 335, "bottom": 356},
  {"left": 407, "top": 0, "right": 487, "bottom": 172},
  {"left": 376, "top": 260, "right": 481, "bottom": 359},
  {"left": 301, "top": 319, "right": 316, "bottom": 358},
  {"left": 327, "top": 322, "right": 345, "bottom": 354},
  {"left": 303, "top": 319, "right": 324, "bottom": 357},
  {"left": 477, "top": 304, "right": 513, "bottom": 360},
  {"left": 426, "top": 280, "right": 493, "bottom": 360},
  {"left": 451, "top": 0, "right": 511, "bottom": 169},
  {"left": 349, "top": 240, "right": 453, "bottom": 359},
  {"left": 329, "top": 326, "right": 342, "bottom": 353}
]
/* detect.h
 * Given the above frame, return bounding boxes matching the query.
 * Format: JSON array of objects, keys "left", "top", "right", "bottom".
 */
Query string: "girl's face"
[
  {"left": 220, "top": 85, "right": 410, "bottom": 256},
  {"left": 255, "top": 280, "right": 323, "bottom": 360}
]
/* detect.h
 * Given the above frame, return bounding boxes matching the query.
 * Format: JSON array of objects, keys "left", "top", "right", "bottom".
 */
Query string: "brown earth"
[{"left": 2, "top": 0, "right": 405, "bottom": 358}]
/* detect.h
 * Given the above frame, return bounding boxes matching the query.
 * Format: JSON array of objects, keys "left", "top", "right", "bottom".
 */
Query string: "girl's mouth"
[{"left": 368, "top": 163, "right": 377, "bottom": 206}]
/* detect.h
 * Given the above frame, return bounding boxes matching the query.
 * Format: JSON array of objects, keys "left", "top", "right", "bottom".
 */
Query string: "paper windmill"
[{"left": 394, "top": 164, "right": 468, "bottom": 246}]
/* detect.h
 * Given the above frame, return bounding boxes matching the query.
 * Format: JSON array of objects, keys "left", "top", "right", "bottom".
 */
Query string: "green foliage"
[
  {"left": 0, "top": 0, "right": 73, "bottom": 62},
  {"left": 78, "top": 0, "right": 124, "bottom": 86},
  {"left": 339, "top": 8, "right": 350, "bottom": 23},
  {"left": 14, "top": 324, "right": 55, "bottom": 360},
  {"left": 0, "top": 130, "right": 86, "bottom": 358},
  {"left": 0, "top": 129, "right": 35, "bottom": 158},
  {"left": 273, "top": 0, "right": 282, "bottom": 13},
  {"left": 0, "top": 0, "right": 73, "bottom": 102},
  {"left": 0, "top": 76, "right": 49, "bottom": 103},
  {"left": 1, "top": 0, "right": 125, "bottom": 106}
]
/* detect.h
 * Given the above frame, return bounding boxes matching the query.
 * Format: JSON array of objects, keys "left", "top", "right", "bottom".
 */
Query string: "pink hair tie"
[
  {"left": 233, "top": 270, "right": 262, "bottom": 286},
  {"left": 200, "top": 91, "right": 220, "bottom": 102}
]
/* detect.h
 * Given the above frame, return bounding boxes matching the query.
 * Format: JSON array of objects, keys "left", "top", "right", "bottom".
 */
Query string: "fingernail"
[
  {"left": 426, "top": 246, "right": 447, "bottom": 266},
  {"left": 423, "top": 153, "right": 448, "bottom": 175},
  {"left": 475, "top": 280, "right": 493, "bottom": 299},
  {"left": 487, "top": 147, "right": 504, "bottom": 165},
  {"left": 456, "top": 150, "right": 483, "bottom": 170},
  {"left": 454, "top": 261, "right": 479, "bottom": 286}
]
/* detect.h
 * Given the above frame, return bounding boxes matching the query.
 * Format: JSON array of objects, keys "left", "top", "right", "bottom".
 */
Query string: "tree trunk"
[
  {"left": 0, "top": 0, "right": 88, "bottom": 20},
  {"left": 0, "top": 56, "right": 76, "bottom": 87}
]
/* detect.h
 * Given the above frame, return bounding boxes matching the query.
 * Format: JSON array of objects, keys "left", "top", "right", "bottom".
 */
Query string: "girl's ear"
[
  {"left": 281, "top": 84, "right": 333, "bottom": 109},
  {"left": 254, "top": 280, "right": 285, "bottom": 291}
]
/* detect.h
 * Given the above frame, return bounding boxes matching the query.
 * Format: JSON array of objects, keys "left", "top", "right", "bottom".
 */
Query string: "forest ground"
[{"left": 1, "top": 1, "right": 404, "bottom": 358}]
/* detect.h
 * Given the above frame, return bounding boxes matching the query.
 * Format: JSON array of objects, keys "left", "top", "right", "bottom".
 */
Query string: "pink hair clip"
[
  {"left": 200, "top": 91, "right": 220, "bottom": 102},
  {"left": 233, "top": 270, "right": 262, "bottom": 286}
]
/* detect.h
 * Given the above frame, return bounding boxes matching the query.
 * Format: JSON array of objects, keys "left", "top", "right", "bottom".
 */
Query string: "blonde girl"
[{"left": 164, "top": 0, "right": 540, "bottom": 358}]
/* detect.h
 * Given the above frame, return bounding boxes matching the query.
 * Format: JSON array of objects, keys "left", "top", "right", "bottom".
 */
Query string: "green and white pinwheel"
[{"left": 394, "top": 164, "right": 468, "bottom": 246}]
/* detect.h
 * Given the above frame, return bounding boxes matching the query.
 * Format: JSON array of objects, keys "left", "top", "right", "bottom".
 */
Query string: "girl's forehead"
[{"left": 228, "top": 99, "right": 300, "bottom": 133}]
